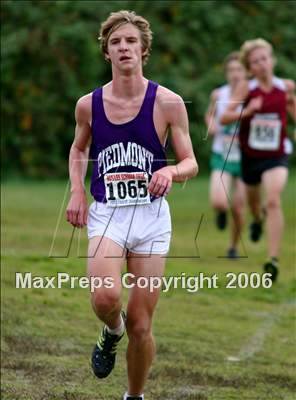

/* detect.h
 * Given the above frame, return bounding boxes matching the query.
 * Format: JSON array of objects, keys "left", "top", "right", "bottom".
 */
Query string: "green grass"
[{"left": 1, "top": 175, "right": 296, "bottom": 400}]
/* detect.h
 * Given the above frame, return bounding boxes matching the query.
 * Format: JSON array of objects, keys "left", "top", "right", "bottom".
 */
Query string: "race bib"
[
  {"left": 222, "top": 136, "right": 241, "bottom": 162},
  {"left": 104, "top": 172, "right": 150, "bottom": 207},
  {"left": 249, "top": 114, "right": 281, "bottom": 151}
]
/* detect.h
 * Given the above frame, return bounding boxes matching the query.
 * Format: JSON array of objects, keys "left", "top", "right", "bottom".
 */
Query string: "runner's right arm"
[
  {"left": 66, "top": 94, "right": 92, "bottom": 228},
  {"left": 220, "top": 81, "right": 262, "bottom": 125}
]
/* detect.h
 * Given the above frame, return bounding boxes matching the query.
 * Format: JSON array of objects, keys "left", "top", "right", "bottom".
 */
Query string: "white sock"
[
  {"left": 123, "top": 392, "right": 144, "bottom": 399},
  {"left": 106, "top": 313, "right": 125, "bottom": 336}
]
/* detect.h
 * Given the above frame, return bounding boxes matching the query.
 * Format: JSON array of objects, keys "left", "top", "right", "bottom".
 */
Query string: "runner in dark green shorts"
[{"left": 205, "top": 52, "right": 247, "bottom": 258}]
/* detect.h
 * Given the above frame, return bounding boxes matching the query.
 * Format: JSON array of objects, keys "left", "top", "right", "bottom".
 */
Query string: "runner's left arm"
[
  {"left": 168, "top": 94, "right": 198, "bottom": 182},
  {"left": 284, "top": 79, "right": 296, "bottom": 122},
  {"left": 148, "top": 91, "right": 198, "bottom": 197}
]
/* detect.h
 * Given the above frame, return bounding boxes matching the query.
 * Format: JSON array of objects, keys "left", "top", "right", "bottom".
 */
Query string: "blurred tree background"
[{"left": 1, "top": 0, "right": 295, "bottom": 178}]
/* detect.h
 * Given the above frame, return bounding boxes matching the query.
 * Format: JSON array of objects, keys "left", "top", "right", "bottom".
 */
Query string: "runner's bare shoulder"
[
  {"left": 210, "top": 88, "right": 220, "bottom": 102},
  {"left": 283, "top": 79, "right": 295, "bottom": 92},
  {"left": 155, "top": 85, "right": 185, "bottom": 120},
  {"left": 76, "top": 93, "right": 92, "bottom": 125}
]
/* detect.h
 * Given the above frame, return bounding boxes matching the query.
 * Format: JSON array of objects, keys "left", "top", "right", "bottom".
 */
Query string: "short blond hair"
[
  {"left": 98, "top": 10, "right": 153, "bottom": 65},
  {"left": 240, "top": 38, "right": 274, "bottom": 70}
]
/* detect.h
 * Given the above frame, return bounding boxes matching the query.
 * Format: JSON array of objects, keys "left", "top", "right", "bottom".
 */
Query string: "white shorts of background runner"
[{"left": 87, "top": 197, "right": 171, "bottom": 255}]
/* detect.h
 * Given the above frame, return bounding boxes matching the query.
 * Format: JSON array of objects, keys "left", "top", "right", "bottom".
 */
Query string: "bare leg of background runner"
[
  {"left": 246, "top": 184, "right": 262, "bottom": 222},
  {"left": 210, "top": 170, "right": 232, "bottom": 211},
  {"left": 262, "top": 167, "right": 288, "bottom": 258},
  {"left": 230, "top": 178, "right": 245, "bottom": 249}
]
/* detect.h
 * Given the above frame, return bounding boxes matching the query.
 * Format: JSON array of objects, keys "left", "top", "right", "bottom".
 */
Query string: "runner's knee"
[
  {"left": 232, "top": 198, "right": 244, "bottom": 217},
  {"left": 266, "top": 195, "right": 281, "bottom": 210},
  {"left": 212, "top": 197, "right": 228, "bottom": 211},
  {"left": 232, "top": 205, "right": 243, "bottom": 221},
  {"left": 92, "top": 289, "right": 121, "bottom": 316},
  {"left": 247, "top": 193, "right": 260, "bottom": 210},
  {"left": 126, "top": 314, "right": 152, "bottom": 342}
]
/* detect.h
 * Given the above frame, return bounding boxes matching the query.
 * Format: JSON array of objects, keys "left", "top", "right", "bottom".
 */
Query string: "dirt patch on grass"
[
  {"left": 168, "top": 385, "right": 208, "bottom": 400},
  {"left": 161, "top": 365, "right": 267, "bottom": 390},
  {"left": 4, "top": 334, "right": 59, "bottom": 355},
  {"left": 4, "top": 334, "right": 85, "bottom": 356},
  {"left": 261, "top": 372, "right": 296, "bottom": 391}
]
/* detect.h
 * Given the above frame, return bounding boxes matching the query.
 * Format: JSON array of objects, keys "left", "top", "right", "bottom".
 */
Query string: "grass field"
[{"left": 1, "top": 175, "right": 296, "bottom": 400}]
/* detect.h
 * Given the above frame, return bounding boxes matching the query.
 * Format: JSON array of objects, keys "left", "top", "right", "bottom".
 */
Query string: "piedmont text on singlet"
[{"left": 89, "top": 80, "right": 167, "bottom": 207}]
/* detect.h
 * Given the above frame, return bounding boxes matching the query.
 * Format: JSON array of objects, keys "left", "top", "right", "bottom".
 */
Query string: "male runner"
[
  {"left": 66, "top": 10, "right": 198, "bottom": 400},
  {"left": 205, "top": 52, "right": 247, "bottom": 258},
  {"left": 220, "top": 38, "right": 295, "bottom": 281}
]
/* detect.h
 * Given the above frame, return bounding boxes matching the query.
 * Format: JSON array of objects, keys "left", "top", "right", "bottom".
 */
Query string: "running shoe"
[
  {"left": 227, "top": 247, "right": 238, "bottom": 259},
  {"left": 91, "top": 311, "right": 126, "bottom": 379},
  {"left": 263, "top": 259, "right": 279, "bottom": 282},
  {"left": 216, "top": 211, "right": 227, "bottom": 230},
  {"left": 249, "top": 220, "right": 263, "bottom": 242}
]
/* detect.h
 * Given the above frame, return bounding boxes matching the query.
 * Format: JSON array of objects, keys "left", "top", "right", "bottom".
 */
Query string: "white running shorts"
[{"left": 87, "top": 197, "right": 172, "bottom": 255}]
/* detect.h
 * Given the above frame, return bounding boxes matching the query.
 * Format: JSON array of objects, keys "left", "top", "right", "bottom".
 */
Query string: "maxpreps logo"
[{"left": 97, "top": 141, "right": 154, "bottom": 178}]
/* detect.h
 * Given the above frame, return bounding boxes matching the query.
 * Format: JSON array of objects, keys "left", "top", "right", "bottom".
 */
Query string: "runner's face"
[
  {"left": 107, "top": 23, "right": 144, "bottom": 71},
  {"left": 226, "top": 60, "right": 246, "bottom": 86},
  {"left": 248, "top": 47, "right": 274, "bottom": 79}
]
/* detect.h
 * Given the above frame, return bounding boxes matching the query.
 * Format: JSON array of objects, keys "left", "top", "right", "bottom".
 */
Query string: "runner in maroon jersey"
[{"left": 220, "top": 38, "right": 295, "bottom": 281}]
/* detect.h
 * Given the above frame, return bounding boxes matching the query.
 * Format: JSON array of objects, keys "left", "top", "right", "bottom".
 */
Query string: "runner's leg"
[
  {"left": 88, "top": 236, "right": 127, "bottom": 379},
  {"left": 210, "top": 170, "right": 232, "bottom": 229},
  {"left": 230, "top": 178, "right": 245, "bottom": 250},
  {"left": 246, "top": 184, "right": 262, "bottom": 222},
  {"left": 87, "top": 236, "right": 126, "bottom": 329},
  {"left": 262, "top": 167, "right": 288, "bottom": 258},
  {"left": 210, "top": 170, "right": 232, "bottom": 211},
  {"left": 125, "top": 253, "right": 166, "bottom": 396}
]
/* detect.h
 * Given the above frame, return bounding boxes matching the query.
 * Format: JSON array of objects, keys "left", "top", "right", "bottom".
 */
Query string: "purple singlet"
[{"left": 89, "top": 80, "right": 167, "bottom": 204}]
